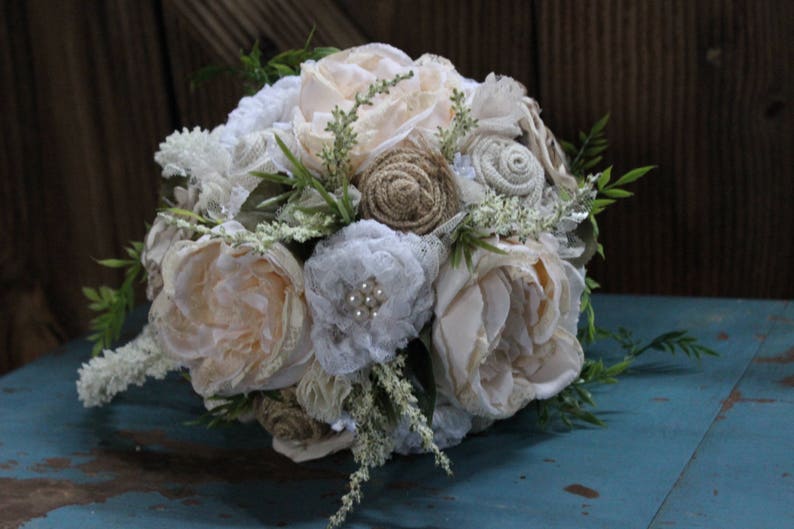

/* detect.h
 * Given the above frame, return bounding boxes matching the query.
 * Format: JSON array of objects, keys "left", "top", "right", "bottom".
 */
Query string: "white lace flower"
[
  {"left": 303, "top": 220, "right": 440, "bottom": 375},
  {"left": 220, "top": 75, "right": 301, "bottom": 149}
]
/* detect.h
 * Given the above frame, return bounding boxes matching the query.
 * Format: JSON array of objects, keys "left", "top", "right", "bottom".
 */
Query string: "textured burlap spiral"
[
  {"left": 470, "top": 135, "right": 545, "bottom": 203},
  {"left": 254, "top": 389, "right": 331, "bottom": 442},
  {"left": 355, "top": 146, "right": 459, "bottom": 235}
]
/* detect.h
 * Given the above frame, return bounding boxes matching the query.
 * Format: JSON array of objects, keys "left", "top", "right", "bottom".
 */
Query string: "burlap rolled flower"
[
  {"left": 255, "top": 389, "right": 330, "bottom": 442},
  {"left": 356, "top": 146, "right": 459, "bottom": 235},
  {"left": 254, "top": 389, "right": 355, "bottom": 463},
  {"left": 470, "top": 135, "right": 545, "bottom": 204}
]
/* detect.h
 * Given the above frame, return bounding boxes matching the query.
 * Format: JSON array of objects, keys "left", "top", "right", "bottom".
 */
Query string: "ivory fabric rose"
[
  {"left": 432, "top": 234, "right": 585, "bottom": 419},
  {"left": 293, "top": 43, "right": 468, "bottom": 174},
  {"left": 150, "top": 221, "right": 312, "bottom": 397},
  {"left": 141, "top": 185, "right": 199, "bottom": 300}
]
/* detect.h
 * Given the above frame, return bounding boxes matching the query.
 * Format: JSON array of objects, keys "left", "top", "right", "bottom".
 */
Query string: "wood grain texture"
[
  {"left": 340, "top": 0, "right": 539, "bottom": 92},
  {"left": 1, "top": 0, "right": 174, "bottom": 371},
  {"left": 162, "top": 0, "right": 367, "bottom": 127},
  {"left": 533, "top": 0, "right": 792, "bottom": 297}
]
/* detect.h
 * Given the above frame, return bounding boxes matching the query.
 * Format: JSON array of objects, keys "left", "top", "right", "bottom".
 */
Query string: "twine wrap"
[
  {"left": 470, "top": 135, "right": 545, "bottom": 203},
  {"left": 355, "top": 146, "right": 460, "bottom": 235},
  {"left": 255, "top": 389, "right": 331, "bottom": 442}
]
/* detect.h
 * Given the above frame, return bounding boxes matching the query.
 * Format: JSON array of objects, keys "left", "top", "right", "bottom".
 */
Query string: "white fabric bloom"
[
  {"left": 154, "top": 126, "right": 230, "bottom": 179},
  {"left": 432, "top": 234, "right": 585, "bottom": 419},
  {"left": 220, "top": 75, "right": 301, "bottom": 149},
  {"left": 391, "top": 398, "right": 473, "bottom": 454},
  {"left": 150, "top": 221, "right": 312, "bottom": 397},
  {"left": 154, "top": 125, "right": 282, "bottom": 220},
  {"left": 468, "top": 73, "right": 526, "bottom": 140},
  {"left": 303, "top": 220, "right": 440, "bottom": 375},
  {"left": 141, "top": 185, "right": 199, "bottom": 300},
  {"left": 294, "top": 43, "right": 467, "bottom": 174}
]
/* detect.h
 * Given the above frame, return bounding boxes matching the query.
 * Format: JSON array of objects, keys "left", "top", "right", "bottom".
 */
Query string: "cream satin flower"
[
  {"left": 293, "top": 43, "right": 467, "bottom": 174},
  {"left": 150, "top": 221, "right": 312, "bottom": 397},
  {"left": 432, "top": 234, "right": 585, "bottom": 419}
]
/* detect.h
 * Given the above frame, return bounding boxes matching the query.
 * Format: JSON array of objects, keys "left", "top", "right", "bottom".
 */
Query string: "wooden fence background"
[{"left": 1, "top": 0, "right": 791, "bottom": 373}]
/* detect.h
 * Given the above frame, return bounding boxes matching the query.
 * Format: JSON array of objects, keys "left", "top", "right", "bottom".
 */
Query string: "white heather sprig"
[
  {"left": 373, "top": 357, "right": 453, "bottom": 475},
  {"left": 159, "top": 210, "right": 336, "bottom": 254},
  {"left": 470, "top": 174, "right": 598, "bottom": 241},
  {"left": 329, "top": 381, "right": 393, "bottom": 529},
  {"left": 76, "top": 325, "right": 175, "bottom": 407}
]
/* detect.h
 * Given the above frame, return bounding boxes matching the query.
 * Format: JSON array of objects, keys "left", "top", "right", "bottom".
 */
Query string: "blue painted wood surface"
[{"left": 1, "top": 295, "right": 791, "bottom": 529}]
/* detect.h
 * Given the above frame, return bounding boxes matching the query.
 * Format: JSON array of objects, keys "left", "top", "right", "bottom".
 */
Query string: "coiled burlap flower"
[
  {"left": 470, "top": 135, "right": 545, "bottom": 204},
  {"left": 355, "top": 146, "right": 459, "bottom": 235},
  {"left": 255, "top": 389, "right": 355, "bottom": 462},
  {"left": 255, "top": 389, "right": 330, "bottom": 442}
]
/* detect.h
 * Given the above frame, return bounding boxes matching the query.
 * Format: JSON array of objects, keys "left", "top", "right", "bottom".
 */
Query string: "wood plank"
[
  {"left": 0, "top": 0, "right": 175, "bottom": 372},
  {"left": 340, "top": 0, "right": 540, "bottom": 93},
  {"left": 1, "top": 296, "right": 787, "bottom": 528},
  {"left": 649, "top": 301, "right": 794, "bottom": 528},
  {"left": 161, "top": 0, "right": 367, "bottom": 127},
  {"left": 535, "top": 0, "right": 793, "bottom": 298}
]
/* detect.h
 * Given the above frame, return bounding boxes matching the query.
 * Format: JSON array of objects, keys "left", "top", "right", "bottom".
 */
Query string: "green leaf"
[
  {"left": 403, "top": 337, "right": 437, "bottom": 426},
  {"left": 613, "top": 165, "right": 655, "bottom": 187},
  {"left": 95, "top": 258, "right": 132, "bottom": 269},
  {"left": 591, "top": 113, "right": 610, "bottom": 134},
  {"left": 602, "top": 188, "right": 634, "bottom": 199},
  {"left": 597, "top": 167, "right": 612, "bottom": 189},
  {"left": 235, "top": 179, "right": 285, "bottom": 230}
]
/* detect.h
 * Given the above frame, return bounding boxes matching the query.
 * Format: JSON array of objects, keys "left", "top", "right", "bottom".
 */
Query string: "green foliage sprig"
[
  {"left": 590, "top": 165, "right": 655, "bottom": 216},
  {"left": 253, "top": 135, "right": 356, "bottom": 225},
  {"left": 319, "top": 71, "right": 415, "bottom": 189},
  {"left": 188, "top": 390, "right": 281, "bottom": 428},
  {"left": 83, "top": 241, "right": 145, "bottom": 357},
  {"left": 448, "top": 215, "right": 507, "bottom": 270},
  {"left": 537, "top": 327, "right": 717, "bottom": 428},
  {"left": 191, "top": 28, "right": 338, "bottom": 95},
  {"left": 561, "top": 114, "right": 610, "bottom": 178},
  {"left": 578, "top": 276, "right": 601, "bottom": 345},
  {"left": 436, "top": 88, "right": 479, "bottom": 161}
]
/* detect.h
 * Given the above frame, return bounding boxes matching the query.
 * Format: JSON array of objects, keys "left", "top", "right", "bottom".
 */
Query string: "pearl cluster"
[{"left": 346, "top": 277, "right": 387, "bottom": 322}]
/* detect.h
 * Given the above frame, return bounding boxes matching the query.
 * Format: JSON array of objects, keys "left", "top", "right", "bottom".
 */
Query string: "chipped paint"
[
  {"left": 564, "top": 484, "right": 600, "bottom": 499},
  {"left": 754, "top": 347, "right": 794, "bottom": 364},
  {"left": 0, "top": 429, "right": 345, "bottom": 527}
]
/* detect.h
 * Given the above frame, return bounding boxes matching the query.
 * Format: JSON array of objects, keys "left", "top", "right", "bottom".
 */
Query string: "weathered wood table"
[{"left": 1, "top": 295, "right": 792, "bottom": 529}]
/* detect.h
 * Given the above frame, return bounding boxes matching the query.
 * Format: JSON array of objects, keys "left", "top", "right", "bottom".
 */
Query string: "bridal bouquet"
[{"left": 77, "top": 41, "right": 712, "bottom": 526}]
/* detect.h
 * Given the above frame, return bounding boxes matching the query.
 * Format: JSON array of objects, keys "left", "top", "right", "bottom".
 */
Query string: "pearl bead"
[
  {"left": 373, "top": 287, "right": 387, "bottom": 302},
  {"left": 353, "top": 307, "right": 370, "bottom": 322},
  {"left": 347, "top": 291, "right": 365, "bottom": 307},
  {"left": 370, "top": 309, "right": 378, "bottom": 319},
  {"left": 358, "top": 280, "right": 373, "bottom": 293},
  {"left": 364, "top": 295, "right": 378, "bottom": 308}
]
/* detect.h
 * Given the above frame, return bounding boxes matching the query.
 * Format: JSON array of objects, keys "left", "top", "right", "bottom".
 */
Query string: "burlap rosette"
[
  {"left": 355, "top": 146, "right": 460, "bottom": 235},
  {"left": 254, "top": 389, "right": 330, "bottom": 442}
]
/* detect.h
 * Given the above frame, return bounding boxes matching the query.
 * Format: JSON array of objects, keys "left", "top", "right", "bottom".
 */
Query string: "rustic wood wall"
[{"left": 1, "top": 0, "right": 791, "bottom": 373}]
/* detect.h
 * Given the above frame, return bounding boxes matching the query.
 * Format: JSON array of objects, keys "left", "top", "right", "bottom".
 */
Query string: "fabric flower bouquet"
[{"left": 77, "top": 42, "right": 709, "bottom": 527}]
